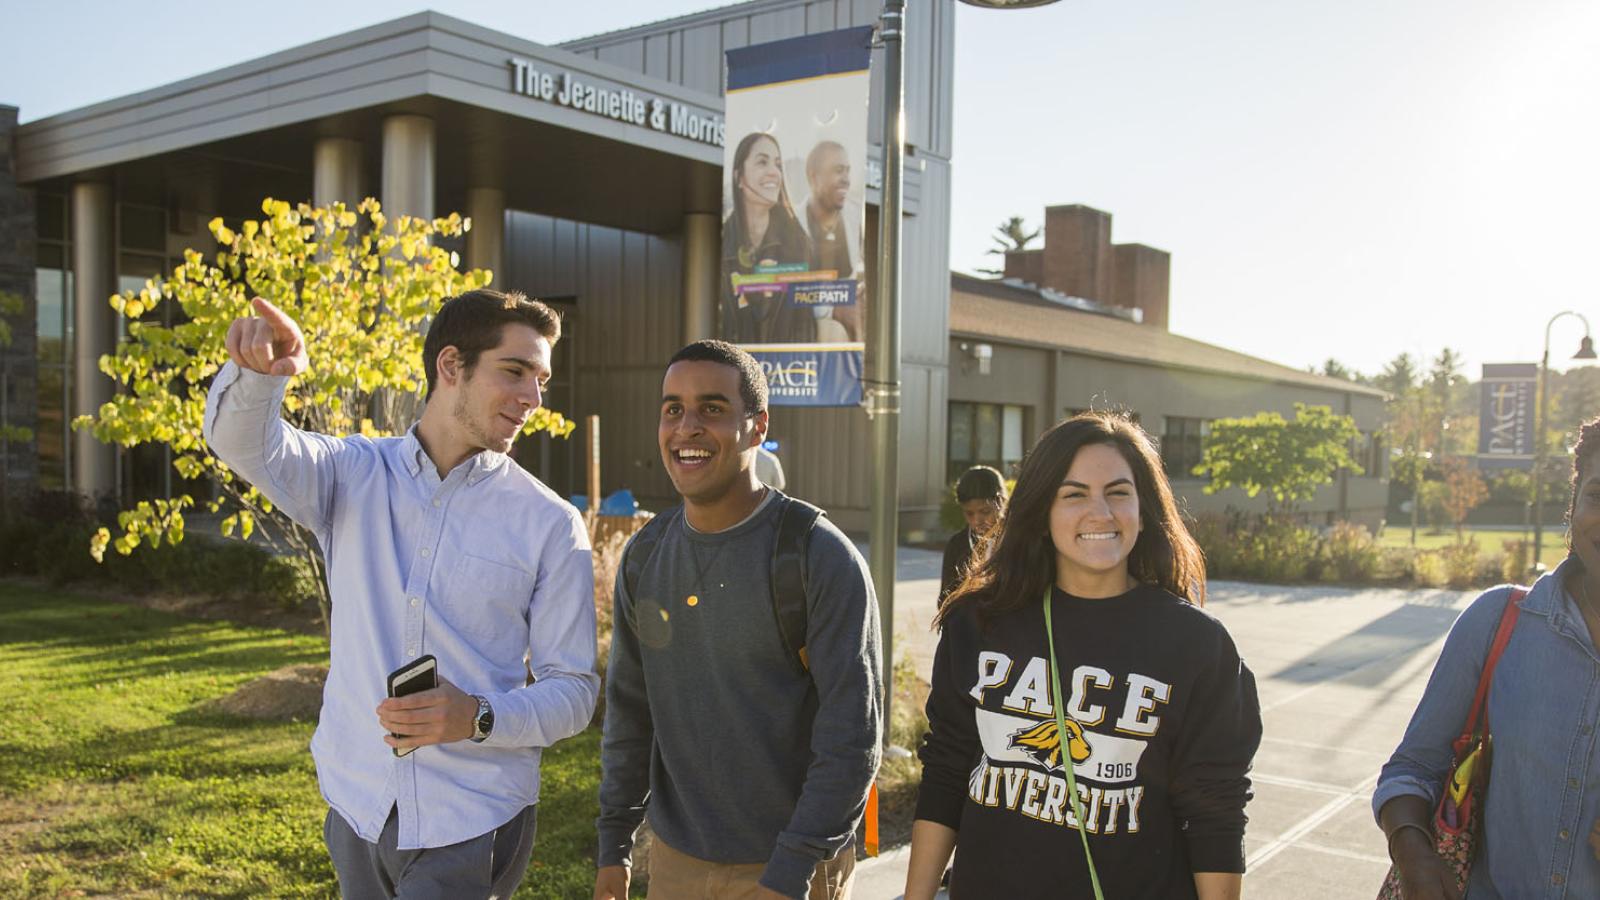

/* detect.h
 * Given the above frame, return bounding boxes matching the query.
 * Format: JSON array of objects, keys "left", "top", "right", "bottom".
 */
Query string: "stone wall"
[{"left": 0, "top": 105, "right": 38, "bottom": 499}]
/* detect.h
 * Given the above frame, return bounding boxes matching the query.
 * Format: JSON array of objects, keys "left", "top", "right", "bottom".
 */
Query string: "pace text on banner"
[
  {"left": 1477, "top": 363, "right": 1537, "bottom": 470},
  {"left": 721, "top": 26, "right": 874, "bottom": 406}
]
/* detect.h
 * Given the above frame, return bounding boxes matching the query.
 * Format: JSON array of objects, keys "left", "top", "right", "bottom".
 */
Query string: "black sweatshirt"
[
  {"left": 915, "top": 584, "right": 1262, "bottom": 900},
  {"left": 940, "top": 528, "right": 975, "bottom": 601}
]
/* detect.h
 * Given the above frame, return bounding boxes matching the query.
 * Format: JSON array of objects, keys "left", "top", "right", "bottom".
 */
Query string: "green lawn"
[
  {"left": 1374, "top": 526, "right": 1570, "bottom": 571},
  {"left": 0, "top": 581, "right": 618, "bottom": 899}
]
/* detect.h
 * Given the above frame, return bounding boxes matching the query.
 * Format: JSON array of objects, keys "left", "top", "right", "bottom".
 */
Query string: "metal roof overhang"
[{"left": 15, "top": 12, "right": 732, "bottom": 233}]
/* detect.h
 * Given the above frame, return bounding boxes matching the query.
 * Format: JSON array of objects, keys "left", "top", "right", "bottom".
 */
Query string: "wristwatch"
[{"left": 470, "top": 694, "right": 494, "bottom": 743}]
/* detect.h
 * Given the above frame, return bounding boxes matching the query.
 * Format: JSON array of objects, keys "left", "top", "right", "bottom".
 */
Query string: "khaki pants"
[{"left": 647, "top": 837, "right": 855, "bottom": 900}]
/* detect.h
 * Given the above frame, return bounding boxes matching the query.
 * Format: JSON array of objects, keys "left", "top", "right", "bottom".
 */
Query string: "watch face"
[{"left": 476, "top": 698, "right": 494, "bottom": 737}]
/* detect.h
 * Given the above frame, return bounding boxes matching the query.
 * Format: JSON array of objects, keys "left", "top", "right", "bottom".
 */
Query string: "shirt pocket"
[{"left": 439, "top": 553, "right": 534, "bottom": 643}]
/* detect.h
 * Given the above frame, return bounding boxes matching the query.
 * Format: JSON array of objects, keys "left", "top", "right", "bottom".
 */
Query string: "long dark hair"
[
  {"left": 937, "top": 411, "right": 1207, "bottom": 628},
  {"left": 729, "top": 131, "right": 801, "bottom": 253},
  {"left": 1567, "top": 417, "right": 1600, "bottom": 558}
]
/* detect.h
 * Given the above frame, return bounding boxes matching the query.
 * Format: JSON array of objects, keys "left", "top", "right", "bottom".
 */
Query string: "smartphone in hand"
[{"left": 386, "top": 655, "right": 437, "bottom": 758}]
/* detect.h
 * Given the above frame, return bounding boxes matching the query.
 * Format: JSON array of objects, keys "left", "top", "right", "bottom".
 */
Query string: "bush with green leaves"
[
  {"left": 72, "top": 198, "right": 576, "bottom": 625},
  {"left": 1194, "top": 404, "right": 1362, "bottom": 514}
]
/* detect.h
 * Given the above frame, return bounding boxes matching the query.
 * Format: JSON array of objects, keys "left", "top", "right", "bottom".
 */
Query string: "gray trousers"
[{"left": 324, "top": 804, "right": 537, "bottom": 900}]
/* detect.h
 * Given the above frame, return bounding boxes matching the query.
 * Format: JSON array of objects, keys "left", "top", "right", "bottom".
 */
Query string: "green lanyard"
[{"left": 1044, "top": 588, "right": 1107, "bottom": 900}]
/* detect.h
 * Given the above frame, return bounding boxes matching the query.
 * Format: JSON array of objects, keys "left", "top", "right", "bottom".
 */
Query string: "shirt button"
[
  {"left": 1570, "top": 778, "right": 1581, "bottom": 788},
  {"left": 419, "top": 547, "right": 431, "bottom": 558},
  {"left": 1560, "top": 829, "right": 1571, "bottom": 840},
  {"left": 1584, "top": 725, "right": 1595, "bottom": 735},
  {"left": 410, "top": 596, "right": 420, "bottom": 607},
  {"left": 1553, "top": 874, "right": 1565, "bottom": 886},
  {"left": 408, "top": 645, "right": 419, "bottom": 656},
  {"left": 432, "top": 499, "right": 442, "bottom": 508}
]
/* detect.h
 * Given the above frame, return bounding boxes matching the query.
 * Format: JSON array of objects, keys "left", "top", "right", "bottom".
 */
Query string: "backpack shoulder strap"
[
  {"left": 1462, "top": 587, "right": 1526, "bottom": 738},
  {"left": 621, "top": 506, "right": 682, "bottom": 619},
  {"left": 771, "top": 495, "right": 825, "bottom": 674}
]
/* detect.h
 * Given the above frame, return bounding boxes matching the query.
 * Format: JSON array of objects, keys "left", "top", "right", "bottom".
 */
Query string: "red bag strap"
[{"left": 1460, "top": 587, "right": 1526, "bottom": 740}]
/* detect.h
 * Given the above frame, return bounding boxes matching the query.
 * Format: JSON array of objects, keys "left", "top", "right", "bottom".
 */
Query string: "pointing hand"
[{"left": 224, "top": 297, "right": 309, "bottom": 377}]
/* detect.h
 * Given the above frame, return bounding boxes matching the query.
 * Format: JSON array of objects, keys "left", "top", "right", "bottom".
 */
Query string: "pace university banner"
[
  {"left": 722, "top": 26, "right": 873, "bottom": 406},
  {"left": 1477, "top": 363, "right": 1537, "bottom": 470}
]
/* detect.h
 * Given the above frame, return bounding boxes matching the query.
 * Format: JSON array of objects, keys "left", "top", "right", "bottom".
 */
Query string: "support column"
[
  {"left": 382, "top": 115, "right": 435, "bottom": 221},
  {"left": 681, "top": 212, "right": 719, "bottom": 343},
  {"left": 465, "top": 187, "right": 505, "bottom": 284},
  {"left": 71, "top": 178, "right": 117, "bottom": 499},
  {"left": 312, "top": 138, "right": 364, "bottom": 209}
]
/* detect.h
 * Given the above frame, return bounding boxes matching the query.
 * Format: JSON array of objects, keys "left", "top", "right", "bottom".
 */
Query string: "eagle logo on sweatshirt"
[{"left": 1008, "top": 717, "right": 1092, "bottom": 771}]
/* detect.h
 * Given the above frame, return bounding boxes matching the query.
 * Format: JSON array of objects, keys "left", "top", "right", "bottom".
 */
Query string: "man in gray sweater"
[{"left": 593, "top": 340, "right": 882, "bottom": 900}]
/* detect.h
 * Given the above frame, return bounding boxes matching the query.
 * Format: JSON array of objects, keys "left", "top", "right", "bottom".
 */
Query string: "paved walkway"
[{"left": 852, "top": 545, "right": 1478, "bottom": 899}]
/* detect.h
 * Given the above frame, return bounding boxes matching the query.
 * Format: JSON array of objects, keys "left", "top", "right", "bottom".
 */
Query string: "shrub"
[
  {"left": 0, "top": 489, "right": 321, "bottom": 611},
  {"left": 590, "top": 513, "right": 652, "bottom": 689},
  {"left": 1376, "top": 546, "right": 1416, "bottom": 581},
  {"left": 1440, "top": 542, "right": 1481, "bottom": 590},
  {"left": 1325, "top": 521, "right": 1380, "bottom": 582},
  {"left": 1191, "top": 511, "right": 1320, "bottom": 583},
  {"left": 1412, "top": 550, "right": 1448, "bottom": 588},
  {"left": 1500, "top": 539, "right": 1531, "bottom": 584}
]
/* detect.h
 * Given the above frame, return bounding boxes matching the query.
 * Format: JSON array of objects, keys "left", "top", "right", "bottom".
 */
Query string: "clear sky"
[{"left": 5, "top": 0, "right": 1599, "bottom": 379}]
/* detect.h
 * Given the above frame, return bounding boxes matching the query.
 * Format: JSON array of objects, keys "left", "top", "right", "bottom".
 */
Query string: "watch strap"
[{"left": 470, "top": 694, "right": 493, "bottom": 742}]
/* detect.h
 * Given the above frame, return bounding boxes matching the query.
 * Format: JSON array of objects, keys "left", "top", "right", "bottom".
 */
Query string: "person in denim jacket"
[{"left": 1375, "top": 417, "right": 1600, "bottom": 898}]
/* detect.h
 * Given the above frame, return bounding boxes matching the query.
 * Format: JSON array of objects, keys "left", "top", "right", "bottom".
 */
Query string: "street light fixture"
[
  {"left": 957, "top": 0, "right": 1063, "bottom": 7},
  {"left": 1532, "top": 311, "right": 1597, "bottom": 567}
]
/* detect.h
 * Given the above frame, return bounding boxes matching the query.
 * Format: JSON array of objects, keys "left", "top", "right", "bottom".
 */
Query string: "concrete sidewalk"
[{"left": 851, "top": 544, "right": 1476, "bottom": 899}]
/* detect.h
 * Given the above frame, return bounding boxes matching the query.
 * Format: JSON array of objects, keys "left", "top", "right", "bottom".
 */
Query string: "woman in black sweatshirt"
[{"left": 906, "top": 412, "right": 1262, "bottom": 900}]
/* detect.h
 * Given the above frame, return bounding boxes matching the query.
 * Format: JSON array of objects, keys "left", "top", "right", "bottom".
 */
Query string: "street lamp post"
[
  {"left": 1532, "top": 311, "right": 1597, "bottom": 567},
  {"left": 867, "top": 0, "right": 906, "bottom": 737},
  {"left": 868, "top": 0, "right": 1066, "bottom": 738}
]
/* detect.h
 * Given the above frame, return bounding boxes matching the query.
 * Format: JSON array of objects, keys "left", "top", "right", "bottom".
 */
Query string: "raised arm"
[{"left": 203, "top": 297, "right": 348, "bottom": 535}]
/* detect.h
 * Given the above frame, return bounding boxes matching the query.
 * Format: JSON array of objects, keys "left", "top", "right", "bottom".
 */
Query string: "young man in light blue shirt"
[{"left": 205, "top": 290, "right": 598, "bottom": 899}]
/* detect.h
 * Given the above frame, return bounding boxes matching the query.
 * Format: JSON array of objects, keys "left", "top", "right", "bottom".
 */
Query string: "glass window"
[
  {"left": 949, "top": 403, "right": 973, "bottom": 464},
  {"left": 949, "top": 401, "right": 1029, "bottom": 482},
  {"left": 120, "top": 204, "right": 166, "bottom": 253},
  {"left": 974, "top": 404, "right": 1000, "bottom": 464},
  {"left": 119, "top": 254, "right": 170, "bottom": 326},
  {"left": 37, "top": 193, "right": 66, "bottom": 241},
  {"left": 1002, "top": 405, "right": 1024, "bottom": 464},
  {"left": 37, "top": 268, "right": 66, "bottom": 343},
  {"left": 36, "top": 365, "right": 65, "bottom": 490},
  {"left": 1161, "top": 416, "right": 1210, "bottom": 478},
  {"left": 36, "top": 266, "right": 71, "bottom": 492}
]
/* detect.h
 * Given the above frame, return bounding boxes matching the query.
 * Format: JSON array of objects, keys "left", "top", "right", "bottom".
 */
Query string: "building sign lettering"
[{"left": 508, "top": 57, "right": 724, "bottom": 147}]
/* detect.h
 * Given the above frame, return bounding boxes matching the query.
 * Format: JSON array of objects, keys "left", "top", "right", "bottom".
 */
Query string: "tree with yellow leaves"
[{"left": 75, "top": 197, "right": 575, "bottom": 624}]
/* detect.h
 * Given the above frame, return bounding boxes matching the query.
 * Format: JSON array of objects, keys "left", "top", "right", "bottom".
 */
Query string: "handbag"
[{"left": 1376, "top": 587, "right": 1525, "bottom": 898}]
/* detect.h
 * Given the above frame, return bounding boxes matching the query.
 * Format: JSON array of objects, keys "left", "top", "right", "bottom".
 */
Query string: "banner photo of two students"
[{"left": 721, "top": 26, "right": 874, "bottom": 407}]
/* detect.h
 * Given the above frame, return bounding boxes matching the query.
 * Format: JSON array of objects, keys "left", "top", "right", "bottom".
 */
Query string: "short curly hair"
[
  {"left": 668, "top": 340, "right": 768, "bottom": 416},
  {"left": 1568, "top": 417, "right": 1600, "bottom": 556}
]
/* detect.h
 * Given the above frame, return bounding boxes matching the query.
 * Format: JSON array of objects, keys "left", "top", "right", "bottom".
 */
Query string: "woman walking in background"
[
  {"left": 940, "top": 465, "right": 1007, "bottom": 601},
  {"left": 1375, "top": 417, "right": 1600, "bottom": 898},
  {"left": 907, "top": 412, "right": 1262, "bottom": 900}
]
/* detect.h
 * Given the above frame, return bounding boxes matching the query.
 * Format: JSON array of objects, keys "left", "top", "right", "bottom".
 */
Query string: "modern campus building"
[{"left": 0, "top": 0, "right": 1386, "bottom": 537}]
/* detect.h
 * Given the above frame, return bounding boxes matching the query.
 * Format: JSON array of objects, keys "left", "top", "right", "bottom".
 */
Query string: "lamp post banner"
[
  {"left": 722, "top": 26, "right": 873, "bottom": 406},
  {"left": 1477, "top": 363, "right": 1538, "bottom": 469}
]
